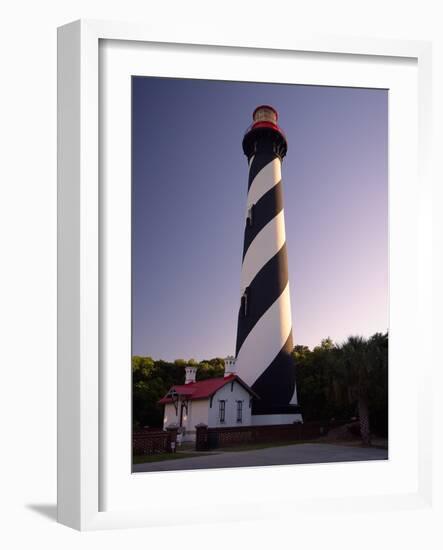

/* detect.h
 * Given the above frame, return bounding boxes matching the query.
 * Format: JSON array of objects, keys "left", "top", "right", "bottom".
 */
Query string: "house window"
[
  {"left": 241, "top": 287, "right": 249, "bottom": 317},
  {"left": 236, "top": 401, "right": 243, "bottom": 423},
  {"left": 219, "top": 400, "right": 226, "bottom": 423}
]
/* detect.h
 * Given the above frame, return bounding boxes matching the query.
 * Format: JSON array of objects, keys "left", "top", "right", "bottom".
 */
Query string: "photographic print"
[{"left": 131, "top": 77, "right": 388, "bottom": 472}]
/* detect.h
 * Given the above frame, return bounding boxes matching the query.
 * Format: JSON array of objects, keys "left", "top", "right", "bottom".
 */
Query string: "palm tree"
[
  {"left": 337, "top": 336, "right": 373, "bottom": 446},
  {"left": 367, "top": 332, "right": 389, "bottom": 437}
]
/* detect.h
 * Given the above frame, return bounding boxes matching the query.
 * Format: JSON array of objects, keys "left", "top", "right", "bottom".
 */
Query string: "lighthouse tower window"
[
  {"left": 241, "top": 288, "right": 249, "bottom": 317},
  {"left": 246, "top": 204, "right": 255, "bottom": 227}
]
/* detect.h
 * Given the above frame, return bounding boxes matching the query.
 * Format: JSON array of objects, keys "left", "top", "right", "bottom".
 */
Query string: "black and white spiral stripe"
[{"left": 235, "top": 145, "right": 298, "bottom": 415}]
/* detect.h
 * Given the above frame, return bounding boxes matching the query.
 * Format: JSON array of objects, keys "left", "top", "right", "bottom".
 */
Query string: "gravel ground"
[{"left": 133, "top": 442, "right": 388, "bottom": 473}]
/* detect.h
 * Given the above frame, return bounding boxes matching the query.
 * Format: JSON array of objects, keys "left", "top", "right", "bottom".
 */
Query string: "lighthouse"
[{"left": 234, "top": 105, "right": 302, "bottom": 425}]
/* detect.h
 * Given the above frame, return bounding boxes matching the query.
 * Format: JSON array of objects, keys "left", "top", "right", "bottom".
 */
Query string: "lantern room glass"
[{"left": 253, "top": 107, "right": 278, "bottom": 124}]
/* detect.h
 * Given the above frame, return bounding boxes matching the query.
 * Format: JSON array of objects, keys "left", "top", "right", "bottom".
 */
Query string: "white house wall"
[
  {"left": 163, "top": 402, "right": 179, "bottom": 428},
  {"left": 207, "top": 381, "right": 252, "bottom": 427},
  {"left": 187, "top": 399, "right": 209, "bottom": 431},
  {"left": 163, "top": 399, "right": 210, "bottom": 442}
]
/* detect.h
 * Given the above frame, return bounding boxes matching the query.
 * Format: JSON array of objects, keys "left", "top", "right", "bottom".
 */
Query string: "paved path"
[{"left": 133, "top": 443, "right": 388, "bottom": 473}]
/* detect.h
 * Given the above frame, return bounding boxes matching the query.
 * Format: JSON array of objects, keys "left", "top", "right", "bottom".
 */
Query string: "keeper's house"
[{"left": 159, "top": 359, "right": 258, "bottom": 442}]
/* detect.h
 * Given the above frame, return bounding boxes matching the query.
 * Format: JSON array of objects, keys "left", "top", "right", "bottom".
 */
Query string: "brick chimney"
[
  {"left": 224, "top": 356, "right": 236, "bottom": 377},
  {"left": 184, "top": 366, "right": 198, "bottom": 384}
]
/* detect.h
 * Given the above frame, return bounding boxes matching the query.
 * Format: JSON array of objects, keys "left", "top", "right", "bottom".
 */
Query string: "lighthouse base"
[{"left": 251, "top": 413, "right": 303, "bottom": 426}]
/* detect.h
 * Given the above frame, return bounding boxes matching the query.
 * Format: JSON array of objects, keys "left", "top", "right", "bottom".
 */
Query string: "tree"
[
  {"left": 367, "top": 332, "right": 389, "bottom": 437},
  {"left": 196, "top": 359, "right": 225, "bottom": 380},
  {"left": 293, "top": 341, "right": 349, "bottom": 422},
  {"left": 292, "top": 345, "right": 311, "bottom": 362},
  {"left": 336, "top": 336, "right": 373, "bottom": 445}
]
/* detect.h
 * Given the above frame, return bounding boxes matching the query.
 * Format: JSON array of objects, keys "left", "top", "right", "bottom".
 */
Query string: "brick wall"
[
  {"left": 195, "top": 422, "right": 327, "bottom": 451},
  {"left": 133, "top": 428, "right": 178, "bottom": 455}
]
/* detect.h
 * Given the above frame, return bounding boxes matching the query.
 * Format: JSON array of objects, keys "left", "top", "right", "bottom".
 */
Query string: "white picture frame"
[{"left": 57, "top": 19, "right": 433, "bottom": 531}]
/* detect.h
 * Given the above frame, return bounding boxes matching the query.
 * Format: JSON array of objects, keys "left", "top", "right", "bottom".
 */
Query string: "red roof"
[{"left": 158, "top": 374, "right": 258, "bottom": 404}]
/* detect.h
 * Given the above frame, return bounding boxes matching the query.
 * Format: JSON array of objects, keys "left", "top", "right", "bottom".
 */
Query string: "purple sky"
[{"left": 132, "top": 77, "right": 388, "bottom": 360}]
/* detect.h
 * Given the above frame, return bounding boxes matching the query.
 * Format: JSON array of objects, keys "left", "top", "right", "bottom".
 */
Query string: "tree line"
[
  {"left": 294, "top": 332, "right": 388, "bottom": 444},
  {"left": 133, "top": 332, "right": 388, "bottom": 443}
]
